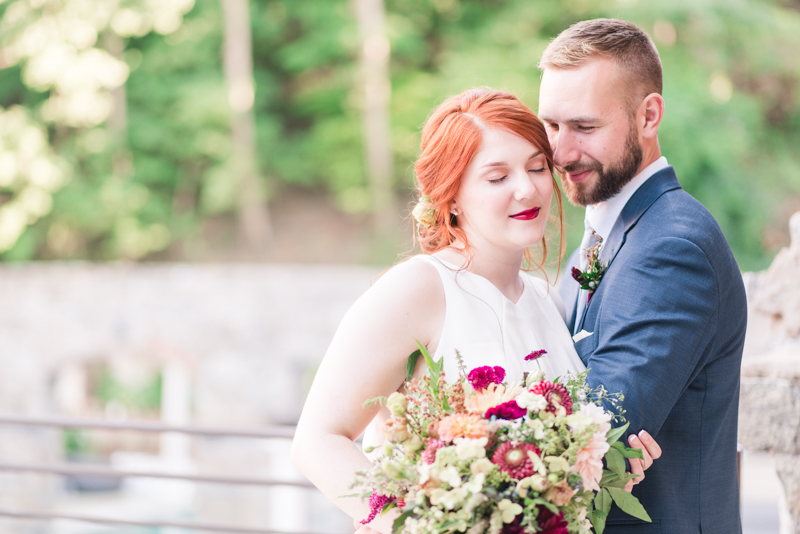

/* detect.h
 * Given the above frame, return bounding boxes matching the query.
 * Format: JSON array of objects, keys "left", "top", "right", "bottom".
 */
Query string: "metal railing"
[{"left": 0, "top": 413, "right": 333, "bottom": 534}]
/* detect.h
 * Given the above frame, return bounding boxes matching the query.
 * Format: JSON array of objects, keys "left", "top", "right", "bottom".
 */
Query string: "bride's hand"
[{"left": 623, "top": 430, "right": 662, "bottom": 492}]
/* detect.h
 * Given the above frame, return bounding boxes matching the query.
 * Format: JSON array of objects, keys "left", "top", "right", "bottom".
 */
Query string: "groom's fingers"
[
  {"left": 637, "top": 430, "right": 663, "bottom": 460},
  {"left": 625, "top": 458, "right": 644, "bottom": 492},
  {"left": 628, "top": 433, "right": 657, "bottom": 470}
]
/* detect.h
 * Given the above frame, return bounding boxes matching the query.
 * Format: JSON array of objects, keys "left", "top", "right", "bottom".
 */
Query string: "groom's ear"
[{"left": 638, "top": 93, "right": 665, "bottom": 140}]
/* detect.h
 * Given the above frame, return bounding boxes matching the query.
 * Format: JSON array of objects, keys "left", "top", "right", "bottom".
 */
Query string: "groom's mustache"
[{"left": 555, "top": 160, "right": 603, "bottom": 176}]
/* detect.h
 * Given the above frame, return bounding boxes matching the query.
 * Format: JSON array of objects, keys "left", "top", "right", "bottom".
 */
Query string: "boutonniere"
[{"left": 571, "top": 231, "right": 608, "bottom": 302}]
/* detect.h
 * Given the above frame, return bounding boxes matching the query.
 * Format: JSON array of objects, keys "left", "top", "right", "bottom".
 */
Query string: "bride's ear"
[{"left": 450, "top": 204, "right": 459, "bottom": 216}]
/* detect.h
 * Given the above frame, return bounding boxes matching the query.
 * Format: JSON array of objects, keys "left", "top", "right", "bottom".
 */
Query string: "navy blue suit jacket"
[{"left": 559, "top": 167, "right": 746, "bottom": 533}]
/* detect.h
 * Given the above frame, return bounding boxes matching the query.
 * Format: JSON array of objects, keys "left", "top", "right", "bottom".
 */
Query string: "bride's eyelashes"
[{"left": 488, "top": 168, "right": 545, "bottom": 184}]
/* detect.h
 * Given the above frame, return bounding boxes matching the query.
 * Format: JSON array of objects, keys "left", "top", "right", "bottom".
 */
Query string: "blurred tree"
[
  {"left": 0, "top": 0, "right": 797, "bottom": 269},
  {"left": 355, "top": 0, "right": 395, "bottom": 233},
  {"left": 220, "top": 0, "right": 272, "bottom": 255}
]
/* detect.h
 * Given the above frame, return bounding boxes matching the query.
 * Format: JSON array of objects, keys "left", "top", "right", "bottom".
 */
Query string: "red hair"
[{"left": 414, "top": 88, "right": 564, "bottom": 270}]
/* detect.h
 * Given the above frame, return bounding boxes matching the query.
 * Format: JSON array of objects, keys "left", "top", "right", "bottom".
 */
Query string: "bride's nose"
[{"left": 513, "top": 171, "right": 539, "bottom": 201}]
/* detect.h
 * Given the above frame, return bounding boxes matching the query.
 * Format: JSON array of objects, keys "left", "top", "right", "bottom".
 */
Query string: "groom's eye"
[{"left": 577, "top": 125, "right": 595, "bottom": 132}]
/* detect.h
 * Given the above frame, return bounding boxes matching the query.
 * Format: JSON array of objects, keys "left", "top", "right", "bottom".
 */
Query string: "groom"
[{"left": 538, "top": 19, "right": 746, "bottom": 533}]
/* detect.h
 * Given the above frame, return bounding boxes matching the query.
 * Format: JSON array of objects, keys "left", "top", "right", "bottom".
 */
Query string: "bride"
[{"left": 291, "top": 88, "right": 658, "bottom": 532}]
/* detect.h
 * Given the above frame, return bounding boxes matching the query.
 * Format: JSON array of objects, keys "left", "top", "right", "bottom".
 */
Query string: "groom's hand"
[{"left": 624, "top": 430, "right": 662, "bottom": 492}]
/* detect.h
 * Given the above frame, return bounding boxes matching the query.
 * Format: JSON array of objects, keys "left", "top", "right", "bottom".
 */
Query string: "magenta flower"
[
  {"left": 491, "top": 441, "right": 539, "bottom": 479},
  {"left": 571, "top": 267, "right": 582, "bottom": 282},
  {"left": 421, "top": 438, "right": 446, "bottom": 464},
  {"left": 537, "top": 507, "right": 569, "bottom": 534},
  {"left": 468, "top": 365, "right": 506, "bottom": 391},
  {"left": 360, "top": 493, "right": 393, "bottom": 525},
  {"left": 525, "top": 349, "right": 547, "bottom": 361},
  {"left": 529, "top": 381, "right": 573, "bottom": 415},
  {"left": 484, "top": 400, "right": 527, "bottom": 420}
]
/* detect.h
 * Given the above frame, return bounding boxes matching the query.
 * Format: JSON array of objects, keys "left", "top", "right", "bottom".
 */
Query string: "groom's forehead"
[{"left": 538, "top": 60, "right": 628, "bottom": 119}]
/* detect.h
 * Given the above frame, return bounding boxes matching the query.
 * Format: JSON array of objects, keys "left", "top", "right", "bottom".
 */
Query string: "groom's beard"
[{"left": 557, "top": 125, "right": 643, "bottom": 207}]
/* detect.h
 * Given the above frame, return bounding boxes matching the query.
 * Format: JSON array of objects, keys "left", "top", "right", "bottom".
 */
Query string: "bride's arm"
[{"left": 290, "top": 260, "right": 444, "bottom": 533}]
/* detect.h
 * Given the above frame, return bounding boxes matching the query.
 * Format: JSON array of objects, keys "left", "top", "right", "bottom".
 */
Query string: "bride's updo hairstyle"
[{"left": 413, "top": 87, "right": 564, "bottom": 269}]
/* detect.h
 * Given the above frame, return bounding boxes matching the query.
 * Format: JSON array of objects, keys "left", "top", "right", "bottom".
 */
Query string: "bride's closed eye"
[{"left": 488, "top": 175, "right": 507, "bottom": 184}]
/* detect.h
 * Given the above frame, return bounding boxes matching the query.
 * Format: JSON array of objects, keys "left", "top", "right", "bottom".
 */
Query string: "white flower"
[
  {"left": 418, "top": 462, "right": 431, "bottom": 485},
  {"left": 526, "top": 449, "right": 547, "bottom": 476},
  {"left": 438, "top": 466, "right": 461, "bottom": 487},
  {"left": 464, "top": 492, "right": 488, "bottom": 515},
  {"left": 440, "top": 487, "right": 468, "bottom": 510},
  {"left": 429, "top": 487, "right": 446, "bottom": 506},
  {"left": 579, "top": 402, "right": 612, "bottom": 435},
  {"left": 470, "top": 458, "right": 496, "bottom": 476},
  {"left": 564, "top": 411, "right": 594, "bottom": 433},
  {"left": 455, "top": 437, "right": 488, "bottom": 461},
  {"left": 463, "top": 472, "right": 485, "bottom": 493},
  {"left": 497, "top": 499, "right": 523, "bottom": 523},
  {"left": 516, "top": 391, "right": 548, "bottom": 412},
  {"left": 545, "top": 455, "right": 571, "bottom": 474},
  {"left": 528, "top": 418, "right": 546, "bottom": 440}
]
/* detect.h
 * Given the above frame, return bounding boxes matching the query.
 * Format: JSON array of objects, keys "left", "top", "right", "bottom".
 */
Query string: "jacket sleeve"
[{"left": 584, "top": 236, "right": 718, "bottom": 437}]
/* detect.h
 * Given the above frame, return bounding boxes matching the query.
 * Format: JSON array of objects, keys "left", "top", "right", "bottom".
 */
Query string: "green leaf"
[
  {"left": 608, "top": 487, "right": 652, "bottom": 522},
  {"left": 379, "top": 501, "right": 397, "bottom": 516},
  {"left": 595, "top": 488, "right": 612, "bottom": 515},
  {"left": 611, "top": 440, "right": 645, "bottom": 460},
  {"left": 406, "top": 349, "right": 421, "bottom": 382},
  {"left": 599, "top": 469, "right": 619, "bottom": 486},
  {"left": 606, "top": 422, "right": 630, "bottom": 445},
  {"left": 622, "top": 447, "right": 644, "bottom": 460},
  {"left": 415, "top": 340, "right": 436, "bottom": 371},
  {"left": 605, "top": 446, "right": 626, "bottom": 478},
  {"left": 591, "top": 509, "right": 608, "bottom": 534},
  {"left": 393, "top": 510, "right": 413, "bottom": 533}
]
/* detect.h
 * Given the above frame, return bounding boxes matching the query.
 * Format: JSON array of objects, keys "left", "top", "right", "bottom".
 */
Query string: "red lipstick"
[{"left": 510, "top": 207, "right": 540, "bottom": 220}]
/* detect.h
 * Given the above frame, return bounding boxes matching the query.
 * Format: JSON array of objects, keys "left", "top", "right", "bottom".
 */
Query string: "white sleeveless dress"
[{"left": 363, "top": 255, "right": 586, "bottom": 454}]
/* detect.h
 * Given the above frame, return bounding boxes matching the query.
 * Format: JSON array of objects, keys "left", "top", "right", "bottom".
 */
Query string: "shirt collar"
[{"left": 585, "top": 156, "right": 669, "bottom": 240}]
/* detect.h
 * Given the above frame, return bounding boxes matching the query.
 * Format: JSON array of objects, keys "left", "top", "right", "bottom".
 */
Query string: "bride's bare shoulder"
[
  {"left": 338, "top": 255, "right": 444, "bottom": 350},
  {"left": 366, "top": 255, "right": 443, "bottom": 306}
]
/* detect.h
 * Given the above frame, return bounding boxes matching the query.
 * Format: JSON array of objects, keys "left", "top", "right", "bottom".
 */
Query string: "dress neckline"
[{"left": 427, "top": 256, "right": 527, "bottom": 306}]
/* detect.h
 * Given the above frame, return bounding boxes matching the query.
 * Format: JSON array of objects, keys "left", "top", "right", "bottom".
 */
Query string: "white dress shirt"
[{"left": 584, "top": 156, "right": 669, "bottom": 244}]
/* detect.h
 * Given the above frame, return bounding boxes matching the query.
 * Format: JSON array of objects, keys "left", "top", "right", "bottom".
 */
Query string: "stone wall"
[
  {"left": 740, "top": 212, "right": 800, "bottom": 533},
  {"left": 0, "top": 262, "right": 380, "bottom": 532}
]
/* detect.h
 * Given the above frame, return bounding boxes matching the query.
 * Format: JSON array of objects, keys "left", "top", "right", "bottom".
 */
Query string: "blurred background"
[{"left": 0, "top": 0, "right": 798, "bottom": 532}]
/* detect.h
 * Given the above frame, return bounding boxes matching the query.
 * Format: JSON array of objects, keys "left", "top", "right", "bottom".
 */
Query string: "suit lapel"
[
  {"left": 569, "top": 167, "right": 682, "bottom": 334},
  {"left": 559, "top": 249, "right": 581, "bottom": 334}
]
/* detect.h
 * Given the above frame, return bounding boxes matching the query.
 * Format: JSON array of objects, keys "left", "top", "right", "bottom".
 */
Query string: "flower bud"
[
  {"left": 526, "top": 370, "right": 545, "bottom": 388},
  {"left": 387, "top": 392, "right": 408, "bottom": 416},
  {"left": 529, "top": 474, "right": 550, "bottom": 492},
  {"left": 383, "top": 417, "right": 409, "bottom": 443},
  {"left": 404, "top": 434, "right": 424, "bottom": 454}
]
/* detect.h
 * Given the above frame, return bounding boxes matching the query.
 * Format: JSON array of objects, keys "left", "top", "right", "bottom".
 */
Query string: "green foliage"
[
  {"left": 96, "top": 368, "right": 162, "bottom": 413},
  {"left": 0, "top": 0, "right": 797, "bottom": 267}
]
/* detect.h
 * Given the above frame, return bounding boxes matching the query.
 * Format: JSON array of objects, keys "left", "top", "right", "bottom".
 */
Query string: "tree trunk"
[
  {"left": 220, "top": 0, "right": 272, "bottom": 256},
  {"left": 103, "top": 32, "right": 127, "bottom": 141},
  {"left": 354, "top": 0, "right": 395, "bottom": 233}
]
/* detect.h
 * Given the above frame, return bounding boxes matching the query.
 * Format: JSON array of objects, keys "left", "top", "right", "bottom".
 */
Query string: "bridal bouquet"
[{"left": 349, "top": 343, "right": 650, "bottom": 534}]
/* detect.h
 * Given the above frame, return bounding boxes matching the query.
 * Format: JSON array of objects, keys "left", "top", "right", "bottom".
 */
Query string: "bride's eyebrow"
[{"left": 481, "top": 151, "right": 544, "bottom": 168}]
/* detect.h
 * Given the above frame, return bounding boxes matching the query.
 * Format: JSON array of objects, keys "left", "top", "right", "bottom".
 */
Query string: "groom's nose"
[{"left": 551, "top": 130, "right": 579, "bottom": 169}]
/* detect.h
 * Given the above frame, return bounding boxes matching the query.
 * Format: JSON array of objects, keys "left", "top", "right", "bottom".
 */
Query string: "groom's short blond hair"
[{"left": 539, "top": 19, "right": 662, "bottom": 112}]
